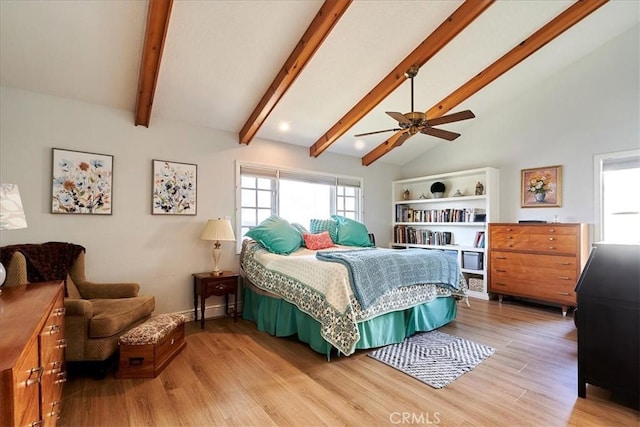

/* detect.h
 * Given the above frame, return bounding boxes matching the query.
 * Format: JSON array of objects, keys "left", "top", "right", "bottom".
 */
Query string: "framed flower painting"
[
  {"left": 521, "top": 165, "right": 562, "bottom": 208},
  {"left": 152, "top": 160, "right": 197, "bottom": 215},
  {"left": 51, "top": 148, "right": 113, "bottom": 214}
]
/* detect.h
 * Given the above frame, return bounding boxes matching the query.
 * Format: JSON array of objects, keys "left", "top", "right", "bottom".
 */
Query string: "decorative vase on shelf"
[
  {"left": 534, "top": 192, "right": 546, "bottom": 202},
  {"left": 430, "top": 182, "right": 445, "bottom": 198},
  {"left": 403, "top": 189, "right": 411, "bottom": 200}
]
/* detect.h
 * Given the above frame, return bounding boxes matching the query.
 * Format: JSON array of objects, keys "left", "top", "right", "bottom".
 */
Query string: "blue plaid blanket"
[{"left": 316, "top": 248, "right": 461, "bottom": 310}]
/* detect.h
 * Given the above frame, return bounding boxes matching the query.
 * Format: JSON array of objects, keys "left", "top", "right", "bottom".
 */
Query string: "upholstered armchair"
[{"left": 2, "top": 243, "right": 155, "bottom": 372}]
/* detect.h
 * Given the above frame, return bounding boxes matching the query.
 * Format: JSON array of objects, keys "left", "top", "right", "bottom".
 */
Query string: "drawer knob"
[
  {"left": 496, "top": 269, "right": 506, "bottom": 273},
  {"left": 49, "top": 400, "right": 62, "bottom": 419},
  {"left": 496, "top": 256, "right": 506, "bottom": 260},
  {"left": 56, "top": 339, "right": 67, "bottom": 349},
  {"left": 549, "top": 228, "right": 556, "bottom": 232},
  {"left": 495, "top": 283, "right": 507, "bottom": 287},
  {"left": 557, "top": 291, "right": 570, "bottom": 296},
  {"left": 54, "top": 307, "right": 66, "bottom": 316},
  {"left": 30, "top": 421, "right": 43, "bottom": 427},
  {"left": 507, "top": 236, "right": 513, "bottom": 239},
  {"left": 25, "top": 366, "right": 44, "bottom": 386},
  {"left": 50, "top": 360, "right": 63, "bottom": 374},
  {"left": 557, "top": 262, "right": 570, "bottom": 265},
  {"left": 55, "top": 372, "right": 67, "bottom": 384},
  {"left": 549, "top": 237, "right": 555, "bottom": 241},
  {"left": 549, "top": 246, "right": 556, "bottom": 250},
  {"left": 558, "top": 276, "right": 570, "bottom": 280},
  {"left": 43, "top": 324, "right": 60, "bottom": 336}
]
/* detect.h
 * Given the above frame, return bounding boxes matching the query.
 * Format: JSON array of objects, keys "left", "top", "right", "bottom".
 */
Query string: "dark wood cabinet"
[
  {"left": 192, "top": 271, "right": 240, "bottom": 329},
  {"left": 576, "top": 243, "right": 639, "bottom": 407}
]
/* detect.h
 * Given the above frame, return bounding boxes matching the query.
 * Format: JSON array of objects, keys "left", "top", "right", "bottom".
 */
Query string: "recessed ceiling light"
[
  {"left": 279, "top": 122, "right": 290, "bottom": 132},
  {"left": 354, "top": 140, "right": 366, "bottom": 150}
]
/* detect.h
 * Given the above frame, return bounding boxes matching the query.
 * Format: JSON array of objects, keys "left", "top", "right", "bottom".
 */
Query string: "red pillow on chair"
[{"left": 302, "top": 231, "right": 335, "bottom": 250}]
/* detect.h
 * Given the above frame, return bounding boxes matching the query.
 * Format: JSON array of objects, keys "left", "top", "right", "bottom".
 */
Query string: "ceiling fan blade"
[
  {"left": 425, "top": 110, "right": 475, "bottom": 126},
  {"left": 354, "top": 128, "right": 401, "bottom": 137},
  {"left": 386, "top": 111, "right": 411, "bottom": 125},
  {"left": 392, "top": 131, "right": 413, "bottom": 148},
  {"left": 421, "top": 127, "right": 460, "bottom": 141}
]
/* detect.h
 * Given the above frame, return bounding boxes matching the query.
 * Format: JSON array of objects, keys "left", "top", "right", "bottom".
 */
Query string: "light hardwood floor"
[{"left": 59, "top": 299, "right": 639, "bottom": 426}]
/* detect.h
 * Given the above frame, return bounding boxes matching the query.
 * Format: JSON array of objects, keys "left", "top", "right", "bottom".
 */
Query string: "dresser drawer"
[
  {"left": 490, "top": 267, "right": 576, "bottom": 304},
  {"left": 491, "top": 252, "right": 577, "bottom": 270},
  {"left": 527, "top": 233, "right": 577, "bottom": 254}
]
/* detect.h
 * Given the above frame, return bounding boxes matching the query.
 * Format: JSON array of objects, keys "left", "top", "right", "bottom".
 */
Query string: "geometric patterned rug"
[{"left": 368, "top": 330, "right": 496, "bottom": 389}]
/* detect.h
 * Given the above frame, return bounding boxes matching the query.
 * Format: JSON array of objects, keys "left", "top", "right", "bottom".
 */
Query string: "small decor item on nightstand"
[
  {"left": 200, "top": 218, "right": 236, "bottom": 275},
  {"left": 475, "top": 182, "right": 484, "bottom": 195},
  {"left": 430, "top": 182, "right": 445, "bottom": 198}
]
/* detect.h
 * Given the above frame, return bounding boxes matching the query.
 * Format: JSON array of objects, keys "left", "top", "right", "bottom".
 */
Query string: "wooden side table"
[{"left": 192, "top": 271, "right": 240, "bottom": 329}]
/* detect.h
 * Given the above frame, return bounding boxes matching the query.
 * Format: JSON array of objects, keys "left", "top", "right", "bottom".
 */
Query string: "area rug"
[{"left": 368, "top": 330, "right": 495, "bottom": 389}]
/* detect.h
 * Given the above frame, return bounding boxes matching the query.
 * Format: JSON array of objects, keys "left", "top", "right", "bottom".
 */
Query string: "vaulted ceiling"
[{"left": 1, "top": 1, "right": 638, "bottom": 166}]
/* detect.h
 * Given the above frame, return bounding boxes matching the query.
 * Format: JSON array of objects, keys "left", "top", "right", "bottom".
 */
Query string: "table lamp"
[
  {"left": 0, "top": 184, "right": 28, "bottom": 289},
  {"left": 199, "top": 218, "right": 236, "bottom": 275}
]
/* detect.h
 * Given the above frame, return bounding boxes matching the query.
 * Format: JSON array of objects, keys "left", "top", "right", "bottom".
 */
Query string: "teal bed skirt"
[{"left": 242, "top": 285, "right": 457, "bottom": 358}]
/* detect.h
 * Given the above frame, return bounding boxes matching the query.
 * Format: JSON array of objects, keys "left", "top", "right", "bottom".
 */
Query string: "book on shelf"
[
  {"left": 396, "top": 206, "right": 487, "bottom": 223},
  {"left": 394, "top": 225, "right": 453, "bottom": 245},
  {"left": 474, "top": 231, "right": 485, "bottom": 248}
]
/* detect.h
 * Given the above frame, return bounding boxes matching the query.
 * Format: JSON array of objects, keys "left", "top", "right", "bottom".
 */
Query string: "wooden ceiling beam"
[
  {"left": 134, "top": 0, "right": 173, "bottom": 127},
  {"left": 239, "top": 0, "right": 352, "bottom": 145},
  {"left": 362, "top": 0, "right": 609, "bottom": 166},
  {"left": 309, "top": 0, "right": 495, "bottom": 158}
]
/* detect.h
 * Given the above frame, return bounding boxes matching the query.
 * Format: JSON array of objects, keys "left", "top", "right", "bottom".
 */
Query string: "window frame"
[
  {"left": 235, "top": 162, "right": 364, "bottom": 250},
  {"left": 593, "top": 148, "right": 640, "bottom": 242}
]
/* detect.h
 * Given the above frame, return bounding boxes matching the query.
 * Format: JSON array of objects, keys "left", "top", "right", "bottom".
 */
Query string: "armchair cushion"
[
  {"left": 89, "top": 296, "right": 155, "bottom": 338},
  {"left": 76, "top": 281, "right": 140, "bottom": 299}
]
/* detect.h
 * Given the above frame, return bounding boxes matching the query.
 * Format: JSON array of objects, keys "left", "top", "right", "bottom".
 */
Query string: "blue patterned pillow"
[{"left": 309, "top": 218, "right": 338, "bottom": 243}]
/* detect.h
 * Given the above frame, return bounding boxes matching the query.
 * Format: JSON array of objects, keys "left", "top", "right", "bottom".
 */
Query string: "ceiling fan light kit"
[{"left": 355, "top": 65, "right": 475, "bottom": 144}]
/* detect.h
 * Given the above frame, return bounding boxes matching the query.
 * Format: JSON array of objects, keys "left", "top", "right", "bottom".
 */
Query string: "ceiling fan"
[{"left": 355, "top": 65, "right": 475, "bottom": 145}]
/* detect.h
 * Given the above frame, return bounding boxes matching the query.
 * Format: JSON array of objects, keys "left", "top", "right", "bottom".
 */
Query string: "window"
[
  {"left": 237, "top": 163, "right": 362, "bottom": 242},
  {"left": 594, "top": 149, "right": 640, "bottom": 243}
]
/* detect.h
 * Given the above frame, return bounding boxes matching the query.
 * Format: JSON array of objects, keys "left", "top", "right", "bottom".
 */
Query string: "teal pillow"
[
  {"left": 245, "top": 215, "right": 302, "bottom": 255},
  {"left": 331, "top": 215, "right": 374, "bottom": 247},
  {"left": 309, "top": 218, "right": 338, "bottom": 243}
]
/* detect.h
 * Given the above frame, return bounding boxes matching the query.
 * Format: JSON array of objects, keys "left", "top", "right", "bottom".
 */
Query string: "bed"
[{"left": 240, "top": 238, "right": 467, "bottom": 359}]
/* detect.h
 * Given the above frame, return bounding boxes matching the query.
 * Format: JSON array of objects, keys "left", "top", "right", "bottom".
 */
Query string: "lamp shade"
[
  {"left": 200, "top": 218, "right": 235, "bottom": 242},
  {"left": 0, "top": 183, "right": 27, "bottom": 230}
]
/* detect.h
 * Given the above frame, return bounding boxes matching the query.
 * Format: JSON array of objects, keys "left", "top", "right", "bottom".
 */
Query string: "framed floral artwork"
[
  {"left": 521, "top": 165, "right": 562, "bottom": 208},
  {"left": 152, "top": 160, "right": 197, "bottom": 215},
  {"left": 52, "top": 148, "right": 113, "bottom": 214}
]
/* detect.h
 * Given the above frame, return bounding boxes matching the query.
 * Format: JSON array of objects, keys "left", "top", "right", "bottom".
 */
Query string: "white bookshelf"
[{"left": 391, "top": 167, "right": 499, "bottom": 299}]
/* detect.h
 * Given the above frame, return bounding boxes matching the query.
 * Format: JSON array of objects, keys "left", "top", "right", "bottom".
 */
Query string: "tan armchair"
[{"left": 4, "top": 247, "right": 155, "bottom": 371}]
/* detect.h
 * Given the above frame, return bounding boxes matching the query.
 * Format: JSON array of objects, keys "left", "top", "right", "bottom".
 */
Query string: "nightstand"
[{"left": 192, "top": 271, "right": 240, "bottom": 329}]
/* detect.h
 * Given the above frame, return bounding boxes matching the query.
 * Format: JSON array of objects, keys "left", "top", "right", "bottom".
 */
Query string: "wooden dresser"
[
  {"left": 488, "top": 223, "right": 589, "bottom": 315},
  {"left": 1, "top": 282, "right": 67, "bottom": 427}
]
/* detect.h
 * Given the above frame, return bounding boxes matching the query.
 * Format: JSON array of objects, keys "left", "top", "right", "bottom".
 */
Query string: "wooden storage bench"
[{"left": 116, "top": 313, "right": 186, "bottom": 379}]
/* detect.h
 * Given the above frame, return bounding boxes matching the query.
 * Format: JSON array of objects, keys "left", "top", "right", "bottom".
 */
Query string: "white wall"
[
  {"left": 0, "top": 87, "right": 400, "bottom": 314},
  {"left": 403, "top": 25, "right": 640, "bottom": 226}
]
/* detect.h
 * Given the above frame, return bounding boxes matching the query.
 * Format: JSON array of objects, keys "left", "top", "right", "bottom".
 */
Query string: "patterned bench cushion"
[{"left": 118, "top": 313, "right": 185, "bottom": 345}]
